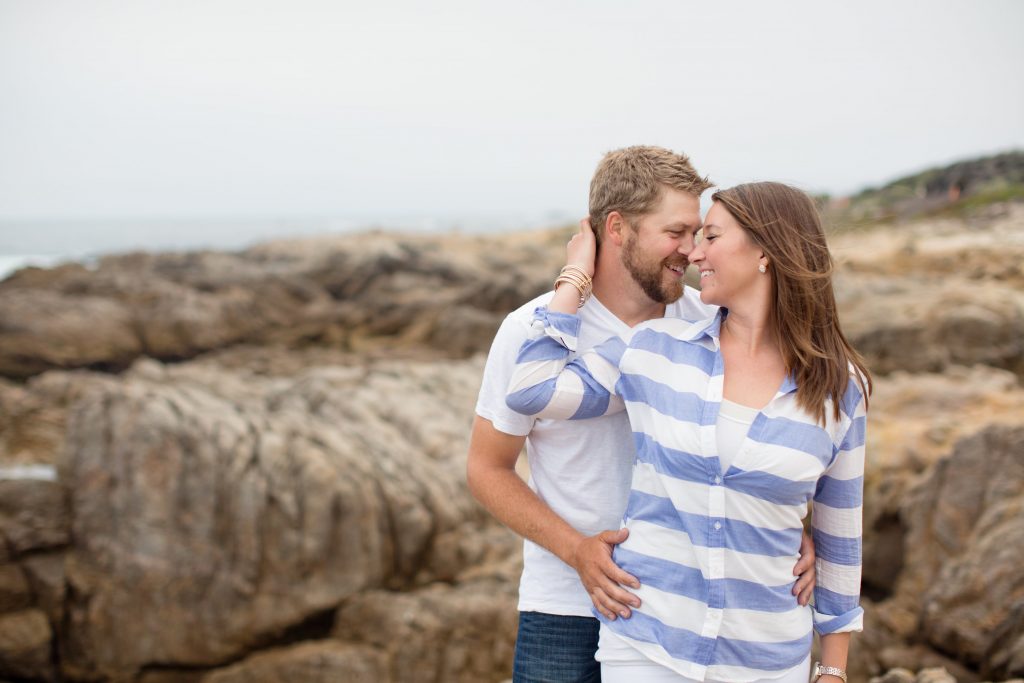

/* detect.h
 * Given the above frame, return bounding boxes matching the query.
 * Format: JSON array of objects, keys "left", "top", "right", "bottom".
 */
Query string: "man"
[{"left": 467, "top": 146, "right": 815, "bottom": 683}]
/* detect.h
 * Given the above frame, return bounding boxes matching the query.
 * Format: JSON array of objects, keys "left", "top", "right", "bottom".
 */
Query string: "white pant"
[{"left": 598, "top": 626, "right": 811, "bottom": 683}]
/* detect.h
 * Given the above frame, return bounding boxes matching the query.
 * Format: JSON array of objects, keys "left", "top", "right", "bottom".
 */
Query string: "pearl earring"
[{"left": 758, "top": 264, "right": 767, "bottom": 273}]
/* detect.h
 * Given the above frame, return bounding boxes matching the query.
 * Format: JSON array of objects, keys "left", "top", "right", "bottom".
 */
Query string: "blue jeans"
[{"left": 513, "top": 611, "right": 601, "bottom": 683}]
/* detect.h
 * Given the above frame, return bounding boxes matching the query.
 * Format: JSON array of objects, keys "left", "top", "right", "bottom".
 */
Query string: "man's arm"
[{"left": 465, "top": 415, "right": 641, "bottom": 619}]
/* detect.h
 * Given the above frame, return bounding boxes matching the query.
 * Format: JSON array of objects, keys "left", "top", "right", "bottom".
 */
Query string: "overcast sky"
[{"left": 1, "top": 0, "right": 1022, "bottom": 226}]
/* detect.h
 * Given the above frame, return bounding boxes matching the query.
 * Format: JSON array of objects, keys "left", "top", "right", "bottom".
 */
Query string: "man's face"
[{"left": 620, "top": 188, "right": 702, "bottom": 304}]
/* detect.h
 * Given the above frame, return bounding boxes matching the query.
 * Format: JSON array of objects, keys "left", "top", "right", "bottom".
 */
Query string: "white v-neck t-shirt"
[{"left": 715, "top": 398, "right": 759, "bottom": 474}]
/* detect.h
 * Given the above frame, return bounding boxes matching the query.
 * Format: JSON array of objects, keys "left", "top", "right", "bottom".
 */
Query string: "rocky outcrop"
[
  {"left": 0, "top": 231, "right": 565, "bottom": 379},
  {"left": 833, "top": 203, "right": 1024, "bottom": 377},
  {"left": 857, "top": 365, "right": 1024, "bottom": 613},
  {"left": 852, "top": 424, "right": 1024, "bottom": 682},
  {"left": 906, "top": 426, "right": 1024, "bottom": 680},
  {"left": 0, "top": 283, "right": 143, "bottom": 378},
  {"left": 842, "top": 281, "right": 1024, "bottom": 375},
  {"left": 0, "top": 608, "right": 53, "bottom": 680},
  {"left": 916, "top": 151, "right": 1024, "bottom": 198},
  {"left": 0, "top": 478, "right": 69, "bottom": 556},
  {"left": 5, "top": 206, "right": 1024, "bottom": 382},
  {"left": 0, "top": 350, "right": 521, "bottom": 682},
  {"left": 2, "top": 200, "right": 1024, "bottom": 681},
  {"left": 48, "top": 356, "right": 509, "bottom": 681},
  {"left": 871, "top": 667, "right": 1024, "bottom": 683},
  {"left": 331, "top": 575, "right": 519, "bottom": 683},
  {"left": 839, "top": 150, "right": 1024, "bottom": 221},
  {"left": 195, "top": 641, "right": 389, "bottom": 683},
  {"left": 870, "top": 668, "right": 962, "bottom": 683}
]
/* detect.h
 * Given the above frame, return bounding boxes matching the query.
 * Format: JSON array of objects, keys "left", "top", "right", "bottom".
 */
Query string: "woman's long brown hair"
[{"left": 712, "top": 182, "right": 872, "bottom": 424}]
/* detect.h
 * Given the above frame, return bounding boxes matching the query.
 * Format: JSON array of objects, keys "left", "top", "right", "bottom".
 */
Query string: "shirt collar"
[
  {"left": 777, "top": 374, "right": 798, "bottom": 395},
  {"left": 679, "top": 308, "right": 726, "bottom": 344},
  {"left": 692, "top": 309, "right": 799, "bottom": 395}
]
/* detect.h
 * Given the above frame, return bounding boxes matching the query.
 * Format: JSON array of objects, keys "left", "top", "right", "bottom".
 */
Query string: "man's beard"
[{"left": 622, "top": 232, "right": 686, "bottom": 304}]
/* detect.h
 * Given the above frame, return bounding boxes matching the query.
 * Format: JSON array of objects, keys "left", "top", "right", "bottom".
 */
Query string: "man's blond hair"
[{"left": 588, "top": 146, "right": 712, "bottom": 245}]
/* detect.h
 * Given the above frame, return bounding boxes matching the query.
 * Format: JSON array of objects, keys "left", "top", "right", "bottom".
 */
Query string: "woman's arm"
[
  {"left": 816, "top": 632, "right": 851, "bottom": 681},
  {"left": 809, "top": 380, "right": 868, "bottom": 675},
  {"left": 549, "top": 218, "right": 598, "bottom": 314},
  {"left": 505, "top": 308, "right": 627, "bottom": 420},
  {"left": 506, "top": 219, "right": 628, "bottom": 420}
]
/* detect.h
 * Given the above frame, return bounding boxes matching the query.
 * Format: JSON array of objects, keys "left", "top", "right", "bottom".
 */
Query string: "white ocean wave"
[{"left": 0, "top": 464, "right": 59, "bottom": 482}]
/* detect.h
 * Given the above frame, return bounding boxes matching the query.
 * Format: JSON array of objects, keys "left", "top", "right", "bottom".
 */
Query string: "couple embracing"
[{"left": 468, "top": 146, "right": 869, "bottom": 683}]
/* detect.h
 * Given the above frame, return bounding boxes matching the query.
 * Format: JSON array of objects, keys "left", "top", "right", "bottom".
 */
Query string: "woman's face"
[{"left": 689, "top": 201, "right": 767, "bottom": 307}]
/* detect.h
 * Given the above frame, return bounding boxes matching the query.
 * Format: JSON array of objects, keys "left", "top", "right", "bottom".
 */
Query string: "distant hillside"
[{"left": 828, "top": 150, "right": 1024, "bottom": 224}]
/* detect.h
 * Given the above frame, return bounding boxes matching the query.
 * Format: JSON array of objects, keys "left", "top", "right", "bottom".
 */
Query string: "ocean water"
[
  {"left": 0, "top": 212, "right": 571, "bottom": 280},
  {"left": 0, "top": 254, "right": 75, "bottom": 280},
  {"left": 0, "top": 464, "right": 58, "bottom": 481}
]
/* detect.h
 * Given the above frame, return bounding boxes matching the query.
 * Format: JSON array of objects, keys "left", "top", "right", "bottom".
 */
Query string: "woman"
[{"left": 506, "top": 182, "right": 869, "bottom": 683}]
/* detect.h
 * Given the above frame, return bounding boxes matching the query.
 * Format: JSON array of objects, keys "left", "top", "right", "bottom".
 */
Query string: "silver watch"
[{"left": 811, "top": 662, "right": 847, "bottom": 682}]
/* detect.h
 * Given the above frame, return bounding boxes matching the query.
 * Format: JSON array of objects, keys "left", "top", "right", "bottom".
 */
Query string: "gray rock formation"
[
  {"left": 841, "top": 150, "right": 1024, "bottom": 221},
  {"left": 195, "top": 641, "right": 388, "bottom": 683},
  {"left": 2, "top": 201, "right": 1024, "bottom": 681},
  {"left": 0, "top": 351, "right": 520, "bottom": 682},
  {"left": 50, "top": 356, "right": 508, "bottom": 681},
  {"left": 331, "top": 577, "right": 519, "bottom": 683},
  {"left": 0, "top": 231, "right": 564, "bottom": 379},
  {"left": 0, "top": 479, "right": 69, "bottom": 556},
  {"left": 0, "top": 609, "right": 53, "bottom": 680},
  {"left": 853, "top": 425, "right": 1024, "bottom": 682},
  {"left": 842, "top": 281, "right": 1024, "bottom": 376},
  {"left": 910, "top": 427, "right": 1024, "bottom": 680}
]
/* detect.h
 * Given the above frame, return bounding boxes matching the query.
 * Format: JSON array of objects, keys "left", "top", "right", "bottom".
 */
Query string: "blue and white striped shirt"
[{"left": 507, "top": 307, "right": 866, "bottom": 682}]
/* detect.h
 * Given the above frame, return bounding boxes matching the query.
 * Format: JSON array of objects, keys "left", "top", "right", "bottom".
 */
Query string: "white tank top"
[{"left": 716, "top": 398, "right": 759, "bottom": 473}]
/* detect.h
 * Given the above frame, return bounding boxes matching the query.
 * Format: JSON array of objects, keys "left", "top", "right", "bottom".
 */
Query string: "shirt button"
[{"left": 713, "top": 521, "right": 722, "bottom": 531}]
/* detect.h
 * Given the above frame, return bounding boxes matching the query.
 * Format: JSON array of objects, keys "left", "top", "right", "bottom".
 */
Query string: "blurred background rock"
[{"left": 0, "top": 152, "right": 1022, "bottom": 682}]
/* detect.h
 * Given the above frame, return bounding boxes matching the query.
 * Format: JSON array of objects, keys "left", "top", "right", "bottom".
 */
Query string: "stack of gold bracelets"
[{"left": 554, "top": 265, "right": 593, "bottom": 308}]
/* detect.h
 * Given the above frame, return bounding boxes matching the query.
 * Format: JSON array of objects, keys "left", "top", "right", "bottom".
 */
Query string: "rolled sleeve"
[
  {"left": 811, "top": 383, "right": 867, "bottom": 635},
  {"left": 506, "top": 307, "right": 624, "bottom": 420}
]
